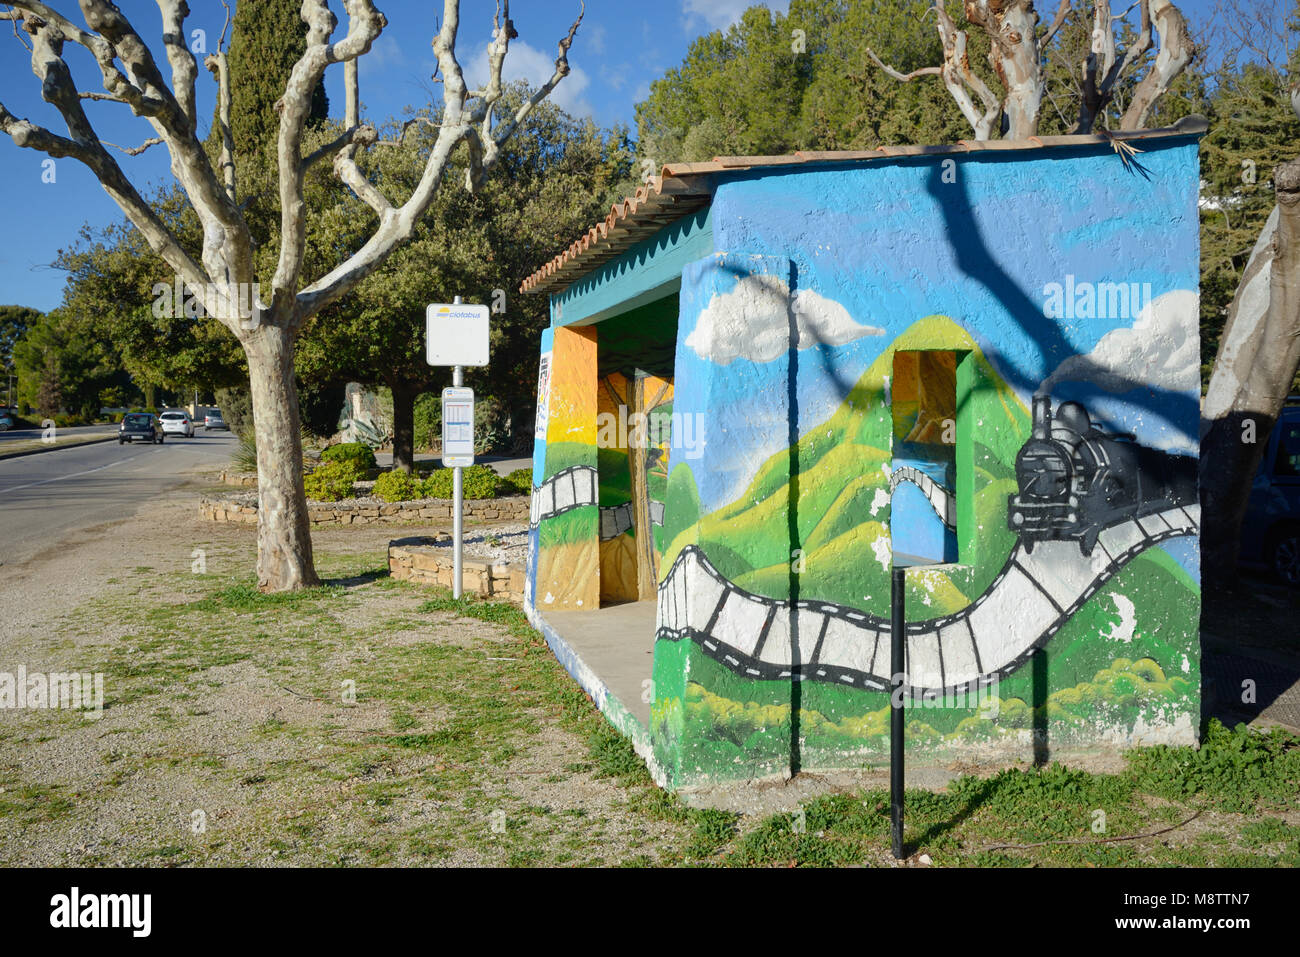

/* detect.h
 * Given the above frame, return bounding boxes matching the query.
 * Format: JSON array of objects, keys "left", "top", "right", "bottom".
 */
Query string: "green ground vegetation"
[{"left": 0, "top": 540, "right": 1289, "bottom": 867}]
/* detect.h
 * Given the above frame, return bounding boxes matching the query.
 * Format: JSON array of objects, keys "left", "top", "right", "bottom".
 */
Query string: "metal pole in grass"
[
  {"left": 426, "top": 293, "right": 486, "bottom": 603},
  {"left": 452, "top": 300, "right": 464, "bottom": 599},
  {"left": 891, "top": 564, "right": 905, "bottom": 859}
]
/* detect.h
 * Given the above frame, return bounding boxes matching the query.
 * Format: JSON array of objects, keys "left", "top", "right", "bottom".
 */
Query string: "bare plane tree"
[
  {"left": 865, "top": 0, "right": 1300, "bottom": 585},
  {"left": 0, "top": 0, "right": 583, "bottom": 591},
  {"left": 867, "top": 0, "right": 1193, "bottom": 140},
  {"left": 1201, "top": 159, "right": 1300, "bottom": 587}
]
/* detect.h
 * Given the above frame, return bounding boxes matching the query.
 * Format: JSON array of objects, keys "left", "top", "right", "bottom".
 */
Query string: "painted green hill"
[{"left": 661, "top": 315, "right": 1032, "bottom": 616}]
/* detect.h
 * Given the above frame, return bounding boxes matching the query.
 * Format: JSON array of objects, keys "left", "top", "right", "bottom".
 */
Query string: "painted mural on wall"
[
  {"left": 891, "top": 350, "right": 959, "bottom": 564},
  {"left": 528, "top": 300, "right": 681, "bottom": 611},
  {"left": 646, "top": 142, "right": 1203, "bottom": 787},
  {"left": 529, "top": 325, "right": 600, "bottom": 611}
]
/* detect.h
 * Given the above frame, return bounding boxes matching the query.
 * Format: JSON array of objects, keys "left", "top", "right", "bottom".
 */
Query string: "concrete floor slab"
[{"left": 543, "top": 601, "right": 657, "bottom": 728}]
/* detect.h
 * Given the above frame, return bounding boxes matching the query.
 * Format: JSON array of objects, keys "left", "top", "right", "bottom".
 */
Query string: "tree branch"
[
  {"left": 1121, "top": 0, "right": 1194, "bottom": 130},
  {"left": 934, "top": 3, "right": 1001, "bottom": 140},
  {"left": 204, "top": 48, "right": 235, "bottom": 201},
  {"left": 4, "top": 1, "right": 168, "bottom": 116},
  {"left": 330, "top": 57, "right": 389, "bottom": 216},
  {"left": 865, "top": 48, "right": 943, "bottom": 82},
  {"left": 101, "top": 135, "right": 164, "bottom": 156},
  {"left": 479, "top": 3, "right": 583, "bottom": 159},
  {"left": 7, "top": 1, "right": 251, "bottom": 289},
  {"left": 1038, "top": 0, "right": 1072, "bottom": 52},
  {"left": 0, "top": 95, "right": 208, "bottom": 306},
  {"left": 297, "top": 0, "right": 583, "bottom": 316},
  {"left": 271, "top": 0, "right": 387, "bottom": 319},
  {"left": 305, "top": 122, "right": 375, "bottom": 169},
  {"left": 155, "top": 0, "right": 198, "bottom": 134}
]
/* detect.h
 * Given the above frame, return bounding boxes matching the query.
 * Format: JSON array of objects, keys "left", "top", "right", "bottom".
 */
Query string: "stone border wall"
[
  {"left": 219, "top": 470, "right": 258, "bottom": 487},
  {"left": 219, "top": 467, "right": 384, "bottom": 487},
  {"left": 200, "top": 494, "right": 530, "bottom": 526},
  {"left": 388, "top": 540, "right": 525, "bottom": 603}
]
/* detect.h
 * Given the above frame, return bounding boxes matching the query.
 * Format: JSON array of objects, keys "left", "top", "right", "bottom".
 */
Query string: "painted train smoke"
[{"left": 1007, "top": 396, "right": 1197, "bottom": 556}]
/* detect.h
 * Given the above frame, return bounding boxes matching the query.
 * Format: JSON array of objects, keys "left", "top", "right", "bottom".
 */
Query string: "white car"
[{"left": 158, "top": 410, "right": 194, "bottom": 437}]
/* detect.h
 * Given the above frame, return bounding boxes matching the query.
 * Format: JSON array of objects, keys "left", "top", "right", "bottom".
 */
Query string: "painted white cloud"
[
  {"left": 464, "top": 40, "right": 592, "bottom": 118},
  {"left": 1041, "top": 289, "right": 1200, "bottom": 395},
  {"left": 685, "top": 274, "right": 884, "bottom": 365}
]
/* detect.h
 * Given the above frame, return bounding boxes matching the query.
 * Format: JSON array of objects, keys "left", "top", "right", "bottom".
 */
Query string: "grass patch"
[{"left": 4, "top": 538, "right": 1297, "bottom": 869}]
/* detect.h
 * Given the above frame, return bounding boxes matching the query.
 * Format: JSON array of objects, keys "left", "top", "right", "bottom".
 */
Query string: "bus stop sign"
[
  {"left": 426, "top": 302, "right": 489, "bottom": 367},
  {"left": 442, "top": 387, "right": 475, "bottom": 467}
]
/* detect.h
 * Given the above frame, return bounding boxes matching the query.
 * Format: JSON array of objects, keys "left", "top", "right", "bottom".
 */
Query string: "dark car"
[
  {"left": 1241, "top": 401, "right": 1300, "bottom": 586},
  {"left": 119, "top": 412, "right": 163, "bottom": 445}
]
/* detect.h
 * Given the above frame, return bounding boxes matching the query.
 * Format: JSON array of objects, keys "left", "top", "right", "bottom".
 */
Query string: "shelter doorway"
[{"left": 594, "top": 297, "right": 679, "bottom": 605}]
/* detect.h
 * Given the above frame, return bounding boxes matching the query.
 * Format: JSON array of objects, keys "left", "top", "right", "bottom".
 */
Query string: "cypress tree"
[{"left": 217, "top": 0, "right": 330, "bottom": 166}]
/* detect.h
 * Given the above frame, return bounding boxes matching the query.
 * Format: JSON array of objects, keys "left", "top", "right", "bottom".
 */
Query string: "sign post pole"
[
  {"left": 452, "top": 363, "right": 464, "bottom": 599},
  {"left": 890, "top": 565, "right": 905, "bottom": 859},
  {"left": 451, "top": 296, "right": 464, "bottom": 599},
  {"left": 425, "top": 294, "right": 488, "bottom": 602}
]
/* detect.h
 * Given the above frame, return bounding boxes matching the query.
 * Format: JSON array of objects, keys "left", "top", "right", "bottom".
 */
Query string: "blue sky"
[{"left": 0, "top": 0, "right": 1224, "bottom": 312}]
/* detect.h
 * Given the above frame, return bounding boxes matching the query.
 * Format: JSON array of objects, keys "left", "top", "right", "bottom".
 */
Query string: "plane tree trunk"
[
  {"left": 1201, "top": 159, "right": 1300, "bottom": 588},
  {"left": 246, "top": 320, "right": 319, "bottom": 590}
]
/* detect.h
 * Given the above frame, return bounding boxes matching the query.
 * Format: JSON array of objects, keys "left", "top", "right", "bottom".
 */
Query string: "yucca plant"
[{"left": 232, "top": 433, "right": 258, "bottom": 473}]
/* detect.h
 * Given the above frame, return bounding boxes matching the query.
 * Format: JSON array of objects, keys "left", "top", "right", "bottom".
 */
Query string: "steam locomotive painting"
[{"left": 1007, "top": 396, "right": 1197, "bottom": 556}]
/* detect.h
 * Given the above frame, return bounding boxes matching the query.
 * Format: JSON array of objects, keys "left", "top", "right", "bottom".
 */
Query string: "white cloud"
[
  {"left": 464, "top": 39, "right": 592, "bottom": 118},
  {"left": 682, "top": 0, "right": 791, "bottom": 31},
  {"left": 358, "top": 34, "right": 406, "bottom": 83},
  {"left": 1041, "top": 289, "right": 1200, "bottom": 395},
  {"left": 685, "top": 274, "right": 884, "bottom": 365},
  {"left": 585, "top": 23, "right": 607, "bottom": 56}
]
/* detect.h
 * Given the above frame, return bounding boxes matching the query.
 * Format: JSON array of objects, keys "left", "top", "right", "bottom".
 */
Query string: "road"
[
  {"left": 0, "top": 431, "right": 234, "bottom": 568},
  {"left": 0, "top": 423, "right": 117, "bottom": 443}
]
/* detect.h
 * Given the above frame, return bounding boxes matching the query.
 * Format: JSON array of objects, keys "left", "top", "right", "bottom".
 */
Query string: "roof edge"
[{"left": 521, "top": 116, "right": 1208, "bottom": 296}]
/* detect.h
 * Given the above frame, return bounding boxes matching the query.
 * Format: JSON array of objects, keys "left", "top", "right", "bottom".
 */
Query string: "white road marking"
[{"left": 0, "top": 450, "right": 153, "bottom": 494}]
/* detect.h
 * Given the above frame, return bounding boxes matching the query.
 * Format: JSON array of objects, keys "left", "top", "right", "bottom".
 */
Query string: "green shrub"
[
  {"left": 463, "top": 464, "right": 501, "bottom": 498},
  {"left": 321, "top": 441, "right": 377, "bottom": 472},
  {"left": 373, "top": 469, "right": 425, "bottom": 502},
  {"left": 304, "top": 460, "right": 359, "bottom": 501},
  {"left": 422, "top": 468, "right": 453, "bottom": 499},
  {"left": 421, "top": 464, "right": 501, "bottom": 500},
  {"left": 502, "top": 468, "right": 533, "bottom": 495},
  {"left": 414, "top": 392, "right": 442, "bottom": 451},
  {"left": 474, "top": 395, "right": 510, "bottom": 453},
  {"left": 215, "top": 386, "right": 252, "bottom": 437},
  {"left": 232, "top": 434, "right": 258, "bottom": 473}
]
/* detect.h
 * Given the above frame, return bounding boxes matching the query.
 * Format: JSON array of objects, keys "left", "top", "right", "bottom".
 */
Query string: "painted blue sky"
[{"left": 0, "top": 0, "right": 1225, "bottom": 312}]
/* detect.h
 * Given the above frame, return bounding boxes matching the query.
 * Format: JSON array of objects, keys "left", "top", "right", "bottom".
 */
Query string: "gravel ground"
[
  {"left": 0, "top": 473, "right": 694, "bottom": 866},
  {"left": 398, "top": 524, "right": 529, "bottom": 565}
]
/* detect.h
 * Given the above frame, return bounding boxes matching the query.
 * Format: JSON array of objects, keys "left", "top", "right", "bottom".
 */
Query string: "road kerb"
[{"left": 0, "top": 433, "right": 119, "bottom": 461}]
